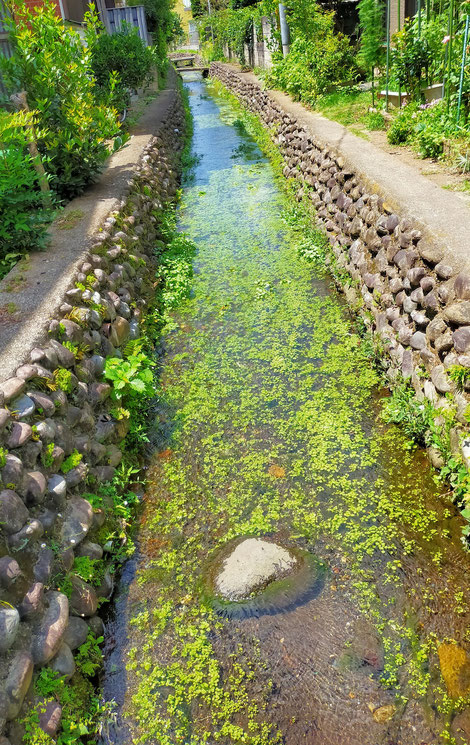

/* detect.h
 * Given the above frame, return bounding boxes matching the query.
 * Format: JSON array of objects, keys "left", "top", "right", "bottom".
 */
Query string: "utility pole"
[{"left": 278, "top": 3, "right": 290, "bottom": 56}]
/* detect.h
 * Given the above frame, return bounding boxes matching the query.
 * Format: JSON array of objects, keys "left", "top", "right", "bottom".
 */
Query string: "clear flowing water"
[{"left": 103, "top": 77, "right": 470, "bottom": 745}]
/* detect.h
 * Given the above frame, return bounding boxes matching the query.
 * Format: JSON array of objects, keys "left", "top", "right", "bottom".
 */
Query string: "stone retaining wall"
[
  {"left": 0, "top": 86, "right": 186, "bottom": 743},
  {"left": 210, "top": 63, "right": 470, "bottom": 468}
]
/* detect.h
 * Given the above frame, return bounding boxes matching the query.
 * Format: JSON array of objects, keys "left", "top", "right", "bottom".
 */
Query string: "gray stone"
[
  {"left": 462, "top": 438, "right": 470, "bottom": 469},
  {"left": 23, "top": 471, "right": 47, "bottom": 505},
  {"left": 97, "top": 569, "right": 114, "bottom": 600},
  {"left": 10, "top": 395, "right": 35, "bottom": 420},
  {"left": 427, "top": 317, "right": 447, "bottom": 342},
  {"left": 65, "top": 462, "right": 88, "bottom": 488},
  {"left": 61, "top": 497, "right": 93, "bottom": 548},
  {"left": 9, "top": 519, "right": 44, "bottom": 550},
  {"left": 417, "top": 242, "right": 444, "bottom": 265},
  {"left": 435, "top": 262, "right": 454, "bottom": 280},
  {"left": 34, "top": 548, "right": 54, "bottom": 584},
  {"left": 38, "top": 700, "right": 62, "bottom": 737},
  {"left": 1, "top": 454, "right": 23, "bottom": 490},
  {"left": 15, "top": 364, "right": 38, "bottom": 381},
  {"left": 34, "top": 419, "right": 56, "bottom": 444},
  {"left": 70, "top": 576, "right": 98, "bottom": 617},
  {"left": 49, "top": 641, "right": 75, "bottom": 680},
  {"left": 451, "top": 707, "right": 470, "bottom": 744},
  {"left": 88, "top": 615, "right": 104, "bottom": 637},
  {"left": 0, "top": 607, "right": 20, "bottom": 652},
  {"left": 431, "top": 365, "right": 452, "bottom": 394},
  {"left": 4, "top": 651, "right": 34, "bottom": 720},
  {"left": 47, "top": 474, "right": 67, "bottom": 500},
  {"left": 31, "top": 591, "right": 69, "bottom": 664},
  {"left": 7, "top": 422, "right": 32, "bottom": 449},
  {"left": 27, "top": 391, "right": 55, "bottom": 417},
  {"left": 444, "top": 302, "right": 470, "bottom": 325},
  {"left": 49, "top": 340, "right": 75, "bottom": 368},
  {"left": 0, "top": 409, "right": 9, "bottom": 431},
  {"left": 420, "top": 276, "right": 435, "bottom": 293},
  {"left": 0, "top": 379, "right": 26, "bottom": 404},
  {"left": 422, "top": 291, "right": 439, "bottom": 313},
  {"left": 63, "top": 616, "right": 89, "bottom": 650},
  {"left": 454, "top": 273, "right": 470, "bottom": 300},
  {"left": 75, "top": 541, "right": 103, "bottom": 560},
  {"left": 215, "top": 538, "right": 296, "bottom": 601},
  {"left": 434, "top": 330, "right": 454, "bottom": 355},
  {"left": 89, "top": 382, "right": 111, "bottom": 405},
  {"left": 0, "top": 490, "right": 29, "bottom": 534},
  {"left": 0, "top": 556, "right": 21, "bottom": 588},
  {"left": 18, "top": 582, "right": 44, "bottom": 621},
  {"left": 453, "top": 327, "right": 470, "bottom": 354},
  {"left": 428, "top": 446, "right": 444, "bottom": 469}
]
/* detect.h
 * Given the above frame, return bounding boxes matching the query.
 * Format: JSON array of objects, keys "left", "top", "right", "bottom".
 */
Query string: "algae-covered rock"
[{"left": 438, "top": 643, "right": 470, "bottom": 698}]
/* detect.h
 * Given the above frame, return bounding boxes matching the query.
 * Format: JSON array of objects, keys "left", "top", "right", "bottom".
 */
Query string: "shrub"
[
  {"left": 90, "top": 25, "right": 155, "bottom": 95},
  {"left": 266, "top": 5, "right": 357, "bottom": 106},
  {"left": 0, "top": 109, "right": 52, "bottom": 276},
  {"left": 387, "top": 107, "right": 416, "bottom": 144},
  {"left": 0, "top": 1, "right": 121, "bottom": 201}
]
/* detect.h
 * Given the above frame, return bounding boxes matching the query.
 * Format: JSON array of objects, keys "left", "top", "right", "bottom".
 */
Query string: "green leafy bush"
[
  {"left": 382, "top": 383, "right": 433, "bottom": 445},
  {"left": 0, "top": 110, "right": 51, "bottom": 274},
  {"left": 104, "top": 345, "right": 155, "bottom": 400},
  {"left": 266, "top": 4, "right": 357, "bottom": 106},
  {"left": 387, "top": 107, "right": 416, "bottom": 144},
  {"left": 1, "top": 1, "right": 121, "bottom": 201},
  {"left": 90, "top": 25, "right": 155, "bottom": 98}
]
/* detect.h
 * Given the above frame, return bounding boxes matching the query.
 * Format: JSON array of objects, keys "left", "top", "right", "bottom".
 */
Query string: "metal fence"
[{"left": 106, "top": 6, "right": 150, "bottom": 45}]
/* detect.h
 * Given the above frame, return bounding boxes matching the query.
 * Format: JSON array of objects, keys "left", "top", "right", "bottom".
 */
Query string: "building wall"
[{"left": 174, "top": 0, "right": 197, "bottom": 46}]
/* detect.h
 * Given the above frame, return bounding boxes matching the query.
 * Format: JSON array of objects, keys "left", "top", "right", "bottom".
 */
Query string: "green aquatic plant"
[{"left": 381, "top": 383, "right": 434, "bottom": 445}]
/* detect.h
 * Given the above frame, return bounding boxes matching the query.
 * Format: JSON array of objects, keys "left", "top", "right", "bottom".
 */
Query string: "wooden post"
[{"left": 10, "top": 90, "right": 52, "bottom": 204}]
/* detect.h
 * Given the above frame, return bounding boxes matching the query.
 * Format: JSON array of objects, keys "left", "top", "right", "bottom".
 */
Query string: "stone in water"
[{"left": 215, "top": 538, "right": 296, "bottom": 601}]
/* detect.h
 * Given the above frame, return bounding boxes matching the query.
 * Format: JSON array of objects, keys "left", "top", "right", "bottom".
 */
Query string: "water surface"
[{"left": 104, "top": 77, "right": 470, "bottom": 745}]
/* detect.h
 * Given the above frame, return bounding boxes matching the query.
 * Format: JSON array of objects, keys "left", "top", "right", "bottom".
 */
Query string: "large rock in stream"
[{"left": 215, "top": 538, "right": 296, "bottom": 601}]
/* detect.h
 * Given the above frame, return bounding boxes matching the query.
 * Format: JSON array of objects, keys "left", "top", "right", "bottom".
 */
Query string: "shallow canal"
[{"left": 104, "top": 77, "right": 470, "bottom": 745}]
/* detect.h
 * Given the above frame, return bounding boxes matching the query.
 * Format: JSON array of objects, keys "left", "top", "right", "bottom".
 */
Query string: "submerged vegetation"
[{"left": 117, "top": 79, "right": 470, "bottom": 745}]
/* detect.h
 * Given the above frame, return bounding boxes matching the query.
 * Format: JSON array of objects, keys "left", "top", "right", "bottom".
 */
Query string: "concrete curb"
[{"left": 0, "top": 70, "right": 179, "bottom": 383}]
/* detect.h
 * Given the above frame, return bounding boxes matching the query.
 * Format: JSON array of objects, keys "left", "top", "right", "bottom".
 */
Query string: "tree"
[{"left": 357, "top": 0, "right": 384, "bottom": 105}]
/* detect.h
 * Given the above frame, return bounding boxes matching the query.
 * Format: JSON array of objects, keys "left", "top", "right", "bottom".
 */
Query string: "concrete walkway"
[
  {"left": 243, "top": 71, "right": 470, "bottom": 275},
  {"left": 0, "top": 70, "right": 179, "bottom": 382}
]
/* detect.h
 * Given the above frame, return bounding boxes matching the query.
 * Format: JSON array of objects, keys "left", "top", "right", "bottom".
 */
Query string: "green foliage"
[
  {"left": 266, "top": 2, "right": 357, "bottom": 106},
  {"left": 357, "top": 0, "right": 384, "bottom": 73},
  {"left": 104, "top": 345, "right": 155, "bottom": 401},
  {"left": 90, "top": 25, "right": 155, "bottom": 103},
  {"left": 23, "top": 645, "right": 110, "bottom": 745},
  {"left": 387, "top": 106, "right": 416, "bottom": 144},
  {"left": 53, "top": 368, "right": 74, "bottom": 393},
  {"left": 41, "top": 442, "right": 55, "bottom": 468},
  {"left": 197, "top": 6, "right": 260, "bottom": 65},
  {"left": 61, "top": 449, "right": 83, "bottom": 474},
  {"left": 366, "top": 111, "right": 386, "bottom": 130},
  {"left": 0, "top": 447, "right": 6, "bottom": 469},
  {"left": 391, "top": 16, "right": 445, "bottom": 102},
  {"left": 0, "top": 0, "right": 121, "bottom": 201},
  {"left": 72, "top": 556, "right": 106, "bottom": 588},
  {"left": 0, "top": 109, "right": 52, "bottom": 273},
  {"left": 448, "top": 364, "right": 470, "bottom": 391},
  {"left": 74, "top": 632, "right": 104, "bottom": 677},
  {"left": 381, "top": 383, "right": 433, "bottom": 445}
]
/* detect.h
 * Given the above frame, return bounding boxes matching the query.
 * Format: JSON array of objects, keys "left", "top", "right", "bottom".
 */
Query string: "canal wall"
[
  {"left": 210, "top": 62, "right": 470, "bottom": 470},
  {"left": 0, "top": 79, "right": 186, "bottom": 742}
]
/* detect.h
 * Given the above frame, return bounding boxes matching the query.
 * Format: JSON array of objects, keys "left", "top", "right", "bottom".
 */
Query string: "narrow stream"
[{"left": 103, "top": 77, "right": 470, "bottom": 745}]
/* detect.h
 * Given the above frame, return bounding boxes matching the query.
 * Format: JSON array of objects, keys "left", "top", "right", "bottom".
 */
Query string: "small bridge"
[{"left": 172, "top": 55, "right": 209, "bottom": 77}]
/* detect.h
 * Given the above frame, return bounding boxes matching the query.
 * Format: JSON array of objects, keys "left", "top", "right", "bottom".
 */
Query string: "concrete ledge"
[
  {"left": 0, "top": 70, "right": 179, "bottom": 383},
  {"left": 241, "top": 71, "right": 470, "bottom": 275}
]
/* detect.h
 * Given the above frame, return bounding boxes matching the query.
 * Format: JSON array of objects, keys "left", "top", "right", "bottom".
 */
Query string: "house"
[{"left": 174, "top": 0, "right": 198, "bottom": 48}]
